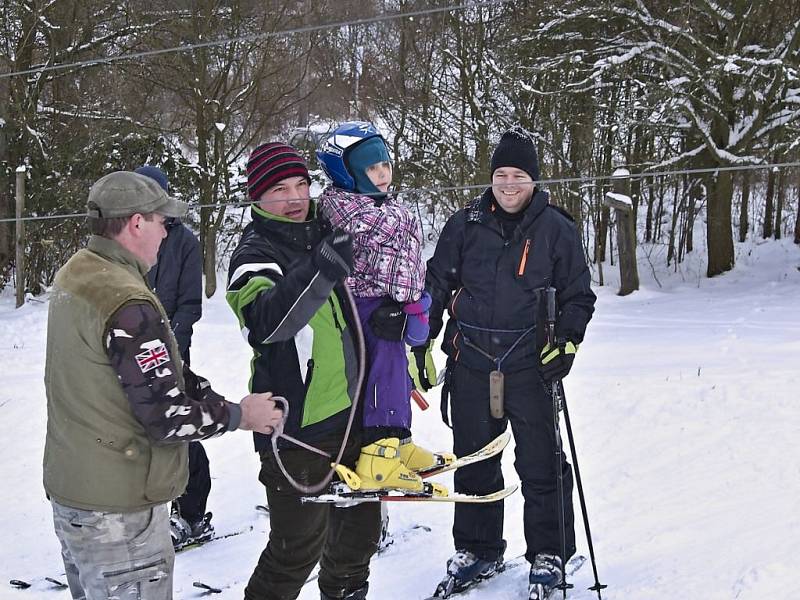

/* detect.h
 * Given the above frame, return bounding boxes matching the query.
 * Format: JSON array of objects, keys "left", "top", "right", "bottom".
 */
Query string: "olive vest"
[{"left": 43, "top": 235, "right": 188, "bottom": 512}]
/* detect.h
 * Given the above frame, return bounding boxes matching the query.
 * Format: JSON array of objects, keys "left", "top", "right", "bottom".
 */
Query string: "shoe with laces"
[
  {"left": 432, "top": 550, "right": 503, "bottom": 596},
  {"left": 528, "top": 552, "right": 563, "bottom": 599},
  {"left": 170, "top": 512, "right": 214, "bottom": 550}
]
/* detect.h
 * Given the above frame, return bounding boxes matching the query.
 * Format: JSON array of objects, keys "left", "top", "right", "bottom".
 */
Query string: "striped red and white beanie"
[{"left": 246, "top": 142, "right": 311, "bottom": 201}]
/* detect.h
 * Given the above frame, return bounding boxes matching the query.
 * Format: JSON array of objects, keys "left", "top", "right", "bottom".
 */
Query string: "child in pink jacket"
[{"left": 317, "top": 121, "right": 451, "bottom": 492}]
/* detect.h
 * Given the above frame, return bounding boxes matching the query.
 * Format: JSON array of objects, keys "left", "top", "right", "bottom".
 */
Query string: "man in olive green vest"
[{"left": 44, "top": 171, "right": 283, "bottom": 600}]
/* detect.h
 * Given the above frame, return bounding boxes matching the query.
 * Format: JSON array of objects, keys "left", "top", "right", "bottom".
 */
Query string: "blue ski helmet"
[{"left": 316, "top": 121, "right": 388, "bottom": 191}]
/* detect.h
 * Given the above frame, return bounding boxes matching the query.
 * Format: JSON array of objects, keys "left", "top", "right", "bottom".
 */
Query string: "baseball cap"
[{"left": 86, "top": 171, "right": 188, "bottom": 219}]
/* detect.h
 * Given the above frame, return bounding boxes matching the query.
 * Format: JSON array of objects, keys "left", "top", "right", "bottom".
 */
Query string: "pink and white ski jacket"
[{"left": 319, "top": 187, "right": 424, "bottom": 302}]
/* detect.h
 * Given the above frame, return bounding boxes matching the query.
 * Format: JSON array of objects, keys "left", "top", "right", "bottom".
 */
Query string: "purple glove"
[
  {"left": 403, "top": 291, "right": 432, "bottom": 315},
  {"left": 403, "top": 292, "right": 431, "bottom": 346}
]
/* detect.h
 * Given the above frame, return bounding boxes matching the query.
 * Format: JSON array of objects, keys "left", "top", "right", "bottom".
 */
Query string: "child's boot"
[
  {"left": 399, "top": 437, "right": 456, "bottom": 473},
  {"left": 355, "top": 438, "right": 424, "bottom": 492}
]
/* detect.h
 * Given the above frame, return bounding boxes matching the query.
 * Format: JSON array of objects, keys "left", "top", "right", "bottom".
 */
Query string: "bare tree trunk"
[
  {"left": 654, "top": 176, "right": 665, "bottom": 241},
  {"left": 738, "top": 170, "right": 750, "bottom": 243},
  {"left": 794, "top": 183, "right": 800, "bottom": 244},
  {"left": 644, "top": 180, "right": 654, "bottom": 243},
  {"left": 774, "top": 169, "right": 785, "bottom": 240},
  {"left": 685, "top": 178, "right": 701, "bottom": 254},
  {"left": 348, "top": 26, "right": 361, "bottom": 118},
  {"left": 0, "top": 98, "right": 8, "bottom": 281},
  {"left": 597, "top": 204, "right": 610, "bottom": 263},
  {"left": 706, "top": 170, "right": 735, "bottom": 277},
  {"left": 763, "top": 167, "right": 775, "bottom": 239},
  {"left": 604, "top": 171, "right": 639, "bottom": 296},
  {"left": 15, "top": 168, "right": 25, "bottom": 307},
  {"left": 595, "top": 121, "right": 613, "bottom": 262},
  {"left": 667, "top": 178, "right": 681, "bottom": 267}
]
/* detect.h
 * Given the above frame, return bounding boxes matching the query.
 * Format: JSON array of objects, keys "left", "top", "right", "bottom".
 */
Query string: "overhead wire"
[
  {"left": 3, "top": 160, "right": 800, "bottom": 224},
  {"left": 2, "top": 1, "right": 798, "bottom": 223}
]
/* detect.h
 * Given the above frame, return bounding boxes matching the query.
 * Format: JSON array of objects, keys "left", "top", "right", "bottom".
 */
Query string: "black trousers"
[
  {"left": 175, "top": 441, "right": 211, "bottom": 524},
  {"left": 449, "top": 363, "right": 576, "bottom": 564},
  {"left": 245, "top": 433, "right": 381, "bottom": 600}
]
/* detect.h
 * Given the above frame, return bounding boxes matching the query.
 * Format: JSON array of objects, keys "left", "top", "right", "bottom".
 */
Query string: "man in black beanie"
[
  {"left": 419, "top": 126, "right": 596, "bottom": 599},
  {"left": 226, "top": 142, "right": 379, "bottom": 600}
]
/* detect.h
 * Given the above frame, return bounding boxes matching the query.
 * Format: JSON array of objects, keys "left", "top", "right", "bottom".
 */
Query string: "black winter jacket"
[
  {"left": 147, "top": 221, "right": 202, "bottom": 360},
  {"left": 226, "top": 207, "right": 363, "bottom": 452},
  {"left": 427, "top": 189, "right": 596, "bottom": 374}
]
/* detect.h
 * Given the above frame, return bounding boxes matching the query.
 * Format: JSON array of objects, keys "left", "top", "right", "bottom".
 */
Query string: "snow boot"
[
  {"left": 398, "top": 436, "right": 455, "bottom": 472},
  {"left": 377, "top": 503, "right": 393, "bottom": 552},
  {"left": 355, "top": 437, "right": 425, "bottom": 492},
  {"left": 171, "top": 511, "right": 214, "bottom": 550},
  {"left": 434, "top": 550, "right": 503, "bottom": 596},
  {"left": 320, "top": 583, "right": 368, "bottom": 599},
  {"left": 528, "top": 552, "right": 563, "bottom": 600}
]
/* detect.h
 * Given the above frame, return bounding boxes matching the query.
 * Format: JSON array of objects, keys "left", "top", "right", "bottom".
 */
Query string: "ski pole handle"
[{"left": 545, "top": 286, "right": 557, "bottom": 344}]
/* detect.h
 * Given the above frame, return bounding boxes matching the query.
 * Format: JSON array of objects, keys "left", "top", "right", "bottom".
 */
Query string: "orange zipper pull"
[{"left": 518, "top": 239, "right": 531, "bottom": 276}]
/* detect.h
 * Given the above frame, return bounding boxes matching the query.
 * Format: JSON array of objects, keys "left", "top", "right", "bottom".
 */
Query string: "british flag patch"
[{"left": 136, "top": 341, "right": 170, "bottom": 373}]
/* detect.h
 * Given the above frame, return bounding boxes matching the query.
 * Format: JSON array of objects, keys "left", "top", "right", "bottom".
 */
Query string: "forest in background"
[{"left": 2, "top": 0, "right": 799, "bottom": 297}]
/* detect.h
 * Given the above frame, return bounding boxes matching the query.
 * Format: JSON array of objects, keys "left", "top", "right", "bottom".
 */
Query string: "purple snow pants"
[{"left": 354, "top": 296, "right": 413, "bottom": 430}]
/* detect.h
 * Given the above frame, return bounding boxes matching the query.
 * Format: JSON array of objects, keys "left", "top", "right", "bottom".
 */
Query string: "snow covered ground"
[{"left": 1, "top": 238, "right": 798, "bottom": 600}]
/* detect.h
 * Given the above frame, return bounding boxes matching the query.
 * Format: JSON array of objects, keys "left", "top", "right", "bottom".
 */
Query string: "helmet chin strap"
[{"left": 269, "top": 284, "right": 365, "bottom": 495}]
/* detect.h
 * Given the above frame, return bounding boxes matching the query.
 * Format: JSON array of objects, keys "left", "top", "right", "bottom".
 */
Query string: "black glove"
[
  {"left": 538, "top": 339, "right": 578, "bottom": 384},
  {"left": 369, "top": 297, "right": 407, "bottom": 341},
  {"left": 314, "top": 229, "right": 353, "bottom": 281},
  {"left": 410, "top": 343, "right": 437, "bottom": 391}
]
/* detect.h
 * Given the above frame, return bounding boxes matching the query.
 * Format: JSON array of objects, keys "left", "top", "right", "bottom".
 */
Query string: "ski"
[
  {"left": 193, "top": 581, "right": 222, "bottom": 594},
  {"left": 426, "top": 554, "right": 586, "bottom": 599},
  {"left": 418, "top": 431, "right": 511, "bottom": 479},
  {"left": 255, "top": 504, "right": 269, "bottom": 514},
  {"left": 377, "top": 523, "right": 432, "bottom": 554},
  {"left": 176, "top": 526, "right": 252, "bottom": 552},
  {"left": 9, "top": 577, "right": 68, "bottom": 591},
  {"left": 301, "top": 432, "right": 514, "bottom": 506},
  {"left": 301, "top": 483, "right": 517, "bottom": 506}
]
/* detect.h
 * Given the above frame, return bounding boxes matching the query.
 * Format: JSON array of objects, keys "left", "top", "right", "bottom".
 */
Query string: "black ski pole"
[
  {"left": 545, "top": 287, "right": 570, "bottom": 600},
  {"left": 559, "top": 380, "right": 607, "bottom": 599},
  {"left": 546, "top": 285, "right": 606, "bottom": 599}
]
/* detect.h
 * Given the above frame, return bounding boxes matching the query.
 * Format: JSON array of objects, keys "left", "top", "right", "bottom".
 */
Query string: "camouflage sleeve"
[{"left": 106, "top": 302, "right": 242, "bottom": 443}]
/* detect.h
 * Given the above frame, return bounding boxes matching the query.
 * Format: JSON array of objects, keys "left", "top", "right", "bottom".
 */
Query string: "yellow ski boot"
[
  {"left": 355, "top": 438, "right": 425, "bottom": 492},
  {"left": 399, "top": 437, "right": 456, "bottom": 473}
]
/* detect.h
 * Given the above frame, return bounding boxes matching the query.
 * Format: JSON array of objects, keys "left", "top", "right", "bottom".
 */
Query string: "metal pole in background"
[{"left": 15, "top": 166, "right": 25, "bottom": 308}]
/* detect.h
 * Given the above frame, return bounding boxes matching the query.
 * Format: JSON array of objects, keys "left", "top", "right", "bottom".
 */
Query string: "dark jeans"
[
  {"left": 174, "top": 441, "right": 210, "bottom": 524},
  {"left": 449, "top": 363, "right": 576, "bottom": 564},
  {"left": 245, "top": 433, "right": 381, "bottom": 600}
]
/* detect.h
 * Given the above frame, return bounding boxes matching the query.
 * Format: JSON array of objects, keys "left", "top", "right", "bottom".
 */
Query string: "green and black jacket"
[{"left": 226, "top": 205, "right": 361, "bottom": 452}]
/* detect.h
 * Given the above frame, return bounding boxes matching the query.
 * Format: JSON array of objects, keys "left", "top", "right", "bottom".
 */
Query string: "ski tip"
[
  {"left": 192, "top": 581, "right": 222, "bottom": 593},
  {"left": 10, "top": 579, "right": 31, "bottom": 589}
]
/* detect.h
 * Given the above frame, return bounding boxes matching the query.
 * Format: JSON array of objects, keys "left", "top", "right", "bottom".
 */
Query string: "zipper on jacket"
[
  {"left": 328, "top": 297, "right": 343, "bottom": 331},
  {"left": 517, "top": 239, "right": 531, "bottom": 276},
  {"left": 303, "top": 358, "right": 315, "bottom": 392},
  {"left": 449, "top": 288, "right": 464, "bottom": 317}
]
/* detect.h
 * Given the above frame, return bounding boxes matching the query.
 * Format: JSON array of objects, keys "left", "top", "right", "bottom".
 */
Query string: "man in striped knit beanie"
[{"left": 226, "top": 142, "right": 379, "bottom": 600}]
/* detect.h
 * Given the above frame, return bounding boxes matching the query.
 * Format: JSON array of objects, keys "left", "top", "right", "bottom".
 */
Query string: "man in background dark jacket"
[{"left": 136, "top": 165, "right": 212, "bottom": 549}]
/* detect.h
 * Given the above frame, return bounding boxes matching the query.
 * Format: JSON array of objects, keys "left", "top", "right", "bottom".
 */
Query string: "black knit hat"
[
  {"left": 490, "top": 126, "right": 540, "bottom": 182},
  {"left": 247, "top": 142, "right": 310, "bottom": 201}
]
